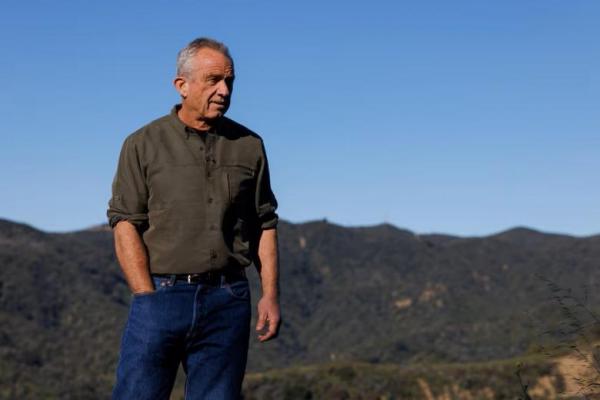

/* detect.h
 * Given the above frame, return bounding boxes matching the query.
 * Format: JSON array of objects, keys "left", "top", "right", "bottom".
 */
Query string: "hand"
[
  {"left": 132, "top": 289, "right": 155, "bottom": 296},
  {"left": 255, "top": 295, "right": 281, "bottom": 342},
  {"left": 132, "top": 284, "right": 156, "bottom": 296}
]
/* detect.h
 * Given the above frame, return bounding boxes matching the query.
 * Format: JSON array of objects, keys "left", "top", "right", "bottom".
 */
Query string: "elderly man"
[{"left": 107, "top": 37, "right": 281, "bottom": 400}]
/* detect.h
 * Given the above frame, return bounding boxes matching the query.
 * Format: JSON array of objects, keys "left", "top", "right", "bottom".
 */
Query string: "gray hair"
[{"left": 176, "top": 37, "right": 233, "bottom": 78}]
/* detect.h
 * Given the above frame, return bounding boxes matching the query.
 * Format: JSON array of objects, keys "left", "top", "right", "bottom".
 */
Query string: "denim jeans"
[{"left": 112, "top": 273, "right": 252, "bottom": 400}]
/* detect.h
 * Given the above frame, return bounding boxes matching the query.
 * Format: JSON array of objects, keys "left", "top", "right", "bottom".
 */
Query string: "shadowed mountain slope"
[{"left": 1, "top": 217, "right": 598, "bottom": 398}]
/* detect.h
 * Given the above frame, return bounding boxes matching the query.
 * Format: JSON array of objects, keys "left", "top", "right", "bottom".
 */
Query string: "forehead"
[{"left": 192, "top": 48, "right": 234, "bottom": 75}]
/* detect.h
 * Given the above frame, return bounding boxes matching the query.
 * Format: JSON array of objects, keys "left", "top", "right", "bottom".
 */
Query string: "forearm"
[
  {"left": 255, "top": 227, "right": 279, "bottom": 299},
  {"left": 113, "top": 220, "right": 154, "bottom": 294}
]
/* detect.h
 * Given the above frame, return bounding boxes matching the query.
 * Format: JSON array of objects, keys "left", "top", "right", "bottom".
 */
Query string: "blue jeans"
[{"left": 112, "top": 273, "right": 252, "bottom": 400}]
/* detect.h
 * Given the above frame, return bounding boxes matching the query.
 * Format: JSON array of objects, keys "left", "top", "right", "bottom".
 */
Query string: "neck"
[{"left": 177, "top": 105, "right": 216, "bottom": 132}]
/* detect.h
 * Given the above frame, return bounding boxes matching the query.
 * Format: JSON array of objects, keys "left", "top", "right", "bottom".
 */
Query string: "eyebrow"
[{"left": 205, "top": 72, "right": 234, "bottom": 80}]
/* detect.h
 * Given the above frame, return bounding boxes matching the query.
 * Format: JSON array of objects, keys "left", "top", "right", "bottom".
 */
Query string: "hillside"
[{"left": 1, "top": 218, "right": 599, "bottom": 398}]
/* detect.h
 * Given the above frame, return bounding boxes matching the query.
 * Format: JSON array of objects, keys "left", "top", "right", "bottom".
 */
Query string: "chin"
[
  {"left": 206, "top": 112, "right": 223, "bottom": 120},
  {"left": 208, "top": 109, "right": 228, "bottom": 119}
]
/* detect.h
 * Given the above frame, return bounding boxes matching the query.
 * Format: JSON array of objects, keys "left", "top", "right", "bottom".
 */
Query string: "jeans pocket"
[
  {"left": 131, "top": 277, "right": 169, "bottom": 299},
  {"left": 224, "top": 279, "right": 250, "bottom": 300},
  {"left": 131, "top": 290, "right": 159, "bottom": 299}
]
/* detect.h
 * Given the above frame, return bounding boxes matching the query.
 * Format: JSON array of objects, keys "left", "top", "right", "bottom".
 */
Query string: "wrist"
[
  {"left": 261, "top": 288, "right": 280, "bottom": 299},
  {"left": 133, "top": 289, "right": 155, "bottom": 295}
]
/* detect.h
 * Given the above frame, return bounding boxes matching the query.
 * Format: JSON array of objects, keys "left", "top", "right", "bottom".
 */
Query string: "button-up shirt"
[{"left": 106, "top": 104, "right": 279, "bottom": 274}]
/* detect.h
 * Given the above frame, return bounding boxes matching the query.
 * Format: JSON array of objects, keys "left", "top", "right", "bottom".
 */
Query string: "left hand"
[{"left": 255, "top": 295, "right": 281, "bottom": 342}]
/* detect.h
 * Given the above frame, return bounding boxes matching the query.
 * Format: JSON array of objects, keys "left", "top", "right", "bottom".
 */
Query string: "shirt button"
[
  {"left": 208, "top": 197, "right": 213, "bottom": 203},
  {"left": 210, "top": 224, "right": 217, "bottom": 230}
]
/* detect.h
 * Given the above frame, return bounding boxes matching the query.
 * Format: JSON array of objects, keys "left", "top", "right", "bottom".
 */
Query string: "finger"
[
  {"left": 256, "top": 311, "right": 268, "bottom": 331},
  {"left": 259, "top": 316, "right": 280, "bottom": 341},
  {"left": 257, "top": 316, "right": 273, "bottom": 340},
  {"left": 268, "top": 316, "right": 280, "bottom": 336}
]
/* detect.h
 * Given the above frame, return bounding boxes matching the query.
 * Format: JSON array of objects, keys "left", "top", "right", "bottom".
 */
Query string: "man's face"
[{"left": 177, "top": 48, "right": 235, "bottom": 120}]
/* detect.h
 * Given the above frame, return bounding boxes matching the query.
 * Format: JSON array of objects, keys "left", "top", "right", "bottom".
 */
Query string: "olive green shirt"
[{"left": 106, "top": 105, "right": 279, "bottom": 274}]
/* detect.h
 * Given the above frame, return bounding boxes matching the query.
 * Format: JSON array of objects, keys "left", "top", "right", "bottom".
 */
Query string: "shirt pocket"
[{"left": 222, "top": 165, "right": 256, "bottom": 206}]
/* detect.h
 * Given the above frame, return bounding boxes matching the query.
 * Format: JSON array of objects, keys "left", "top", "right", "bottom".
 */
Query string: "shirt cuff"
[
  {"left": 107, "top": 213, "right": 148, "bottom": 231},
  {"left": 259, "top": 212, "right": 279, "bottom": 230}
]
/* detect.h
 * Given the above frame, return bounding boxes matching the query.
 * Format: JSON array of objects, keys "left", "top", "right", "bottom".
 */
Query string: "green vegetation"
[
  {"left": 1, "top": 218, "right": 600, "bottom": 398},
  {"left": 241, "top": 355, "right": 560, "bottom": 400}
]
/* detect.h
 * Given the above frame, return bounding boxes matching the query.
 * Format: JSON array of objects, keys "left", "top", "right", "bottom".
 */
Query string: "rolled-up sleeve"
[
  {"left": 255, "top": 140, "right": 279, "bottom": 230},
  {"left": 106, "top": 135, "right": 149, "bottom": 232}
]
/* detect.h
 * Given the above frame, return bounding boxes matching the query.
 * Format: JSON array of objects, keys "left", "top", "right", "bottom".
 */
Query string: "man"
[{"left": 107, "top": 37, "right": 281, "bottom": 400}]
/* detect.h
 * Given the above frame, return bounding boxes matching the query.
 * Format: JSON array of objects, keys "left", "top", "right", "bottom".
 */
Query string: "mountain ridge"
[
  {"left": 1, "top": 216, "right": 598, "bottom": 398},
  {"left": 1, "top": 216, "right": 593, "bottom": 240}
]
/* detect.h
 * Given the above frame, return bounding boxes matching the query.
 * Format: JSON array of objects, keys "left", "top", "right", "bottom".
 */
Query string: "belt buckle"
[{"left": 187, "top": 273, "right": 205, "bottom": 283}]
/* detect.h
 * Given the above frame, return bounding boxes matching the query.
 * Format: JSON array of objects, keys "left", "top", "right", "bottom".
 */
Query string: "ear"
[{"left": 173, "top": 76, "right": 188, "bottom": 98}]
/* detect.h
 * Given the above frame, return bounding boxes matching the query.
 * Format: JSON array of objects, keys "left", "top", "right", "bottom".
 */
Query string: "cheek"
[
  {"left": 187, "top": 85, "right": 204, "bottom": 101},
  {"left": 192, "top": 88, "right": 210, "bottom": 102}
]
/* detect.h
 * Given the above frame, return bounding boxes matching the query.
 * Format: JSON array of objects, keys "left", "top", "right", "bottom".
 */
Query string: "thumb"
[{"left": 256, "top": 312, "right": 268, "bottom": 331}]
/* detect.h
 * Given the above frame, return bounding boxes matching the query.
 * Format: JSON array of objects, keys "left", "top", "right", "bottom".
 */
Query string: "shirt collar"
[{"left": 169, "top": 104, "right": 221, "bottom": 139}]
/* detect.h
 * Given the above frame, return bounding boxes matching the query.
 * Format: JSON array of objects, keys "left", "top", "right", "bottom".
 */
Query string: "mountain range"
[{"left": 1, "top": 217, "right": 599, "bottom": 399}]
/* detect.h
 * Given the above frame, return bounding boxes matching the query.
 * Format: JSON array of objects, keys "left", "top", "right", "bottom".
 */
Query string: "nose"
[{"left": 216, "top": 79, "right": 230, "bottom": 98}]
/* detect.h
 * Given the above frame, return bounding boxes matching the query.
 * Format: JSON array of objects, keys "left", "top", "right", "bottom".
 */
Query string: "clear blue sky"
[{"left": 1, "top": 1, "right": 598, "bottom": 236}]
